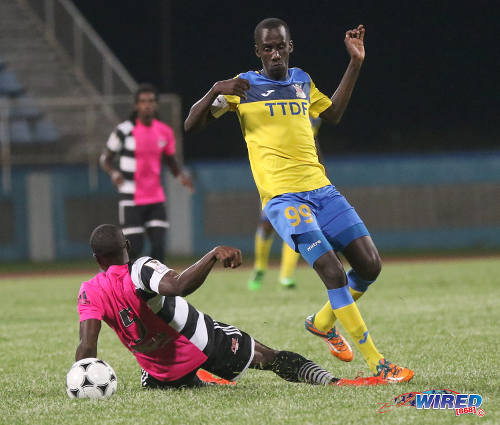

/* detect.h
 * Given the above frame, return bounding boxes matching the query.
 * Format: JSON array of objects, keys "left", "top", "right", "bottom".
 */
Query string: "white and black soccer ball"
[{"left": 66, "top": 358, "right": 117, "bottom": 399}]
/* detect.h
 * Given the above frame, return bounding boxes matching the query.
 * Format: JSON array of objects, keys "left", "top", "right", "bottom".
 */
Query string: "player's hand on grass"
[
  {"left": 110, "top": 169, "right": 125, "bottom": 187},
  {"left": 213, "top": 78, "right": 250, "bottom": 100},
  {"left": 213, "top": 246, "right": 242, "bottom": 268},
  {"left": 344, "top": 24, "right": 365, "bottom": 62}
]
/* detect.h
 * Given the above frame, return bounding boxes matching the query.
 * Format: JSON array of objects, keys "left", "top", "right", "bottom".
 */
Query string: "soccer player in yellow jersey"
[
  {"left": 248, "top": 117, "right": 321, "bottom": 291},
  {"left": 185, "top": 18, "right": 413, "bottom": 382}
]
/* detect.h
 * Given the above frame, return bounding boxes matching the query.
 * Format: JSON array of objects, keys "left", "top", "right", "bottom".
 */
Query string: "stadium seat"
[
  {"left": 9, "top": 96, "right": 42, "bottom": 120},
  {"left": 0, "top": 70, "right": 24, "bottom": 96},
  {"left": 32, "top": 119, "right": 60, "bottom": 143},
  {"left": 9, "top": 119, "right": 33, "bottom": 143}
]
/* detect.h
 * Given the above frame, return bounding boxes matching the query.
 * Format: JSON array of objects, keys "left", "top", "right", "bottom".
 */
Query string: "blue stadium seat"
[
  {"left": 9, "top": 119, "right": 33, "bottom": 143},
  {"left": 32, "top": 119, "right": 60, "bottom": 143},
  {"left": 0, "top": 70, "right": 23, "bottom": 96},
  {"left": 10, "top": 97, "right": 42, "bottom": 120}
]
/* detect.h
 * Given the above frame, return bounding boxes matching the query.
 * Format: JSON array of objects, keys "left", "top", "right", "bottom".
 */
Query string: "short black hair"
[
  {"left": 254, "top": 18, "right": 291, "bottom": 44},
  {"left": 133, "top": 83, "right": 158, "bottom": 103},
  {"left": 90, "top": 224, "right": 126, "bottom": 257}
]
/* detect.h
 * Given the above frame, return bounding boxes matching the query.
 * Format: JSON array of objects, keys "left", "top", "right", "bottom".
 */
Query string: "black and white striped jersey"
[
  {"left": 105, "top": 119, "right": 176, "bottom": 205},
  {"left": 106, "top": 120, "right": 136, "bottom": 200},
  {"left": 129, "top": 256, "right": 219, "bottom": 356}
]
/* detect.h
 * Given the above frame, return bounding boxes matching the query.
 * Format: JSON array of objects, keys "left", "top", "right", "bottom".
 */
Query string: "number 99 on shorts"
[{"left": 284, "top": 204, "right": 314, "bottom": 227}]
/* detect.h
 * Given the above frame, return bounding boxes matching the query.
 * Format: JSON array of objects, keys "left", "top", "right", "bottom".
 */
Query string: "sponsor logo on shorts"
[
  {"left": 231, "top": 337, "right": 239, "bottom": 354},
  {"left": 307, "top": 240, "right": 322, "bottom": 251}
]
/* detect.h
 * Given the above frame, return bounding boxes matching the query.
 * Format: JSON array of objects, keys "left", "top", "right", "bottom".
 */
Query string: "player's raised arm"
[
  {"left": 184, "top": 78, "right": 250, "bottom": 133},
  {"left": 75, "top": 319, "right": 101, "bottom": 361},
  {"left": 320, "top": 25, "right": 365, "bottom": 125},
  {"left": 157, "top": 246, "right": 242, "bottom": 297}
]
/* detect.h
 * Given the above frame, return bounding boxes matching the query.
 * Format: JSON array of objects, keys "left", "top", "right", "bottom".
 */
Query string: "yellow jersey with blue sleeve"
[{"left": 210, "top": 68, "right": 332, "bottom": 207}]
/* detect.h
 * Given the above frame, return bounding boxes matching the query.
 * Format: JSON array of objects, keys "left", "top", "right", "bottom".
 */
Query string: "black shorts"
[
  {"left": 141, "top": 320, "right": 254, "bottom": 389},
  {"left": 119, "top": 201, "right": 169, "bottom": 235},
  {"left": 202, "top": 320, "right": 255, "bottom": 381}
]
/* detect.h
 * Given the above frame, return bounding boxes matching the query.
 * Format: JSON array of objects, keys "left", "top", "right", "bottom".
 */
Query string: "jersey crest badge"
[
  {"left": 145, "top": 259, "right": 168, "bottom": 274},
  {"left": 158, "top": 139, "right": 166, "bottom": 148},
  {"left": 293, "top": 84, "right": 307, "bottom": 99}
]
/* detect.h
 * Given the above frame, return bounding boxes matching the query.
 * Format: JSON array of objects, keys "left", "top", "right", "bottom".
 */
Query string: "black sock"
[{"left": 271, "top": 351, "right": 338, "bottom": 385}]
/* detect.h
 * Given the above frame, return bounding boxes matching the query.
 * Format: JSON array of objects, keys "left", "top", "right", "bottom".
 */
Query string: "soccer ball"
[{"left": 66, "top": 358, "right": 117, "bottom": 399}]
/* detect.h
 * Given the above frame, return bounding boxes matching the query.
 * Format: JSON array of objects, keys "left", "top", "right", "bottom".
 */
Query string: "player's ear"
[
  {"left": 288, "top": 40, "right": 294, "bottom": 53},
  {"left": 255, "top": 44, "right": 261, "bottom": 58}
]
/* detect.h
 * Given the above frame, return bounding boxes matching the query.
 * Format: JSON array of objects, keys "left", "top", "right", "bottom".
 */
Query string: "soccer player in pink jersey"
[
  {"left": 75, "top": 224, "right": 387, "bottom": 388},
  {"left": 100, "top": 84, "right": 194, "bottom": 262}
]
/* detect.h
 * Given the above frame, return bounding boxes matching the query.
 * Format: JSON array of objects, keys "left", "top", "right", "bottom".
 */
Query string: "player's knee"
[
  {"left": 251, "top": 342, "right": 279, "bottom": 370},
  {"left": 357, "top": 252, "right": 382, "bottom": 281},
  {"left": 313, "top": 255, "right": 347, "bottom": 289},
  {"left": 260, "top": 219, "right": 274, "bottom": 236}
]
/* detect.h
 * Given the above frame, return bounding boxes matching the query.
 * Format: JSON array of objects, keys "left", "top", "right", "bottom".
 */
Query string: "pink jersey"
[
  {"left": 77, "top": 264, "right": 207, "bottom": 381},
  {"left": 106, "top": 119, "right": 176, "bottom": 205}
]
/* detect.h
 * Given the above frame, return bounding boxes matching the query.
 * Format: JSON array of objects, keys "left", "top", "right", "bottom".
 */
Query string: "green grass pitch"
[{"left": 0, "top": 257, "right": 498, "bottom": 425}]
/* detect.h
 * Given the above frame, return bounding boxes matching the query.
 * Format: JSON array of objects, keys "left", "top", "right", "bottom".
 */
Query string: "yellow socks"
[
  {"left": 279, "top": 242, "right": 300, "bottom": 281},
  {"left": 327, "top": 286, "right": 383, "bottom": 372},
  {"left": 312, "top": 286, "right": 365, "bottom": 332},
  {"left": 254, "top": 231, "right": 273, "bottom": 271}
]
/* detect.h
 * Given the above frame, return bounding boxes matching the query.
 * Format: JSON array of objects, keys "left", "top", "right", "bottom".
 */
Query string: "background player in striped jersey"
[
  {"left": 100, "top": 84, "right": 194, "bottom": 263},
  {"left": 74, "top": 224, "right": 386, "bottom": 388},
  {"left": 185, "top": 19, "right": 413, "bottom": 382}
]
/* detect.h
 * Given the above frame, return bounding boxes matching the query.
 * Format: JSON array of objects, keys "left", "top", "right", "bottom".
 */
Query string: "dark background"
[{"left": 76, "top": 1, "right": 498, "bottom": 159}]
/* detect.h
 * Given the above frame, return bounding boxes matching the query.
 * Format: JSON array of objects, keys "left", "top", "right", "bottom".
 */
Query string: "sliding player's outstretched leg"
[{"left": 250, "top": 340, "right": 387, "bottom": 386}]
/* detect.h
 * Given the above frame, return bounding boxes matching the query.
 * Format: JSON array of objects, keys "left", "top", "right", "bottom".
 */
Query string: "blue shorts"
[{"left": 263, "top": 185, "right": 369, "bottom": 265}]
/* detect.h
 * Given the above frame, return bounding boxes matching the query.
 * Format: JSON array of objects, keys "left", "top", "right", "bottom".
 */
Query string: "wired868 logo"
[{"left": 378, "top": 389, "right": 485, "bottom": 417}]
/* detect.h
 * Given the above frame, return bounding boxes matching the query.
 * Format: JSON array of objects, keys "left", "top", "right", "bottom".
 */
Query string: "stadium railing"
[
  {"left": 22, "top": 0, "right": 137, "bottom": 97},
  {"left": 0, "top": 94, "right": 182, "bottom": 192}
]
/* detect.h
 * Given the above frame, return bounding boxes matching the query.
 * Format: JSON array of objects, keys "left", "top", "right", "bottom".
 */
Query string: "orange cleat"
[
  {"left": 374, "top": 359, "right": 414, "bottom": 383},
  {"left": 335, "top": 376, "right": 388, "bottom": 386},
  {"left": 196, "top": 369, "right": 236, "bottom": 386},
  {"left": 305, "top": 315, "right": 354, "bottom": 362}
]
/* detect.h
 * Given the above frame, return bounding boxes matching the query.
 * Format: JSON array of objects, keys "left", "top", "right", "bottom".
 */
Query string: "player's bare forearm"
[
  {"left": 100, "top": 149, "right": 124, "bottom": 186},
  {"left": 164, "top": 155, "right": 195, "bottom": 192},
  {"left": 185, "top": 78, "right": 249, "bottom": 133},
  {"left": 158, "top": 246, "right": 242, "bottom": 296},
  {"left": 99, "top": 149, "right": 115, "bottom": 174},
  {"left": 75, "top": 342, "right": 97, "bottom": 361},
  {"left": 184, "top": 86, "right": 219, "bottom": 133},
  {"left": 321, "top": 25, "right": 365, "bottom": 125},
  {"left": 164, "top": 154, "right": 181, "bottom": 177},
  {"left": 76, "top": 319, "right": 101, "bottom": 361},
  {"left": 320, "top": 59, "right": 362, "bottom": 125}
]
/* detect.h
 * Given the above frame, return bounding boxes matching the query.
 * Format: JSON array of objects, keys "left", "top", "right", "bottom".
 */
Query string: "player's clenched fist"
[
  {"left": 212, "top": 246, "right": 242, "bottom": 268},
  {"left": 213, "top": 78, "right": 250, "bottom": 100}
]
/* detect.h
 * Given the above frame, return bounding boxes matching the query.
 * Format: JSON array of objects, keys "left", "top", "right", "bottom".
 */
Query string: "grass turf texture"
[{"left": 0, "top": 258, "right": 498, "bottom": 425}]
